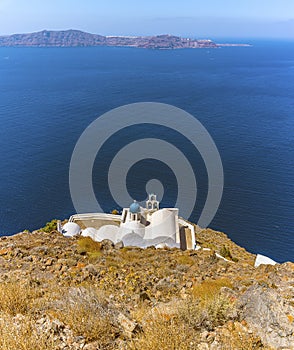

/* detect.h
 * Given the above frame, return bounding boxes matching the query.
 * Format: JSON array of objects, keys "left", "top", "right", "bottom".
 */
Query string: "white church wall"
[
  {"left": 81, "top": 227, "right": 98, "bottom": 240},
  {"left": 118, "top": 221, "right": 146, "bottom": 241},
  {"left": 96, "top": 225, "right": 120, "bottom": 243},
  {"left": 144, "top": 209, "right": 177, "bottom": 241}
]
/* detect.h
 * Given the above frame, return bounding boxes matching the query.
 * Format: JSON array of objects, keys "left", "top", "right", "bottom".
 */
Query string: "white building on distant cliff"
[{"left": 60, "top": 194, "right": 195, "bottom": 250}]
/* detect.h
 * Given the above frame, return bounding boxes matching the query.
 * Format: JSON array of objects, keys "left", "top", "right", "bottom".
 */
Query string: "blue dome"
[{"left": 130, "top": 201, "right": 140, "bottom": 214}]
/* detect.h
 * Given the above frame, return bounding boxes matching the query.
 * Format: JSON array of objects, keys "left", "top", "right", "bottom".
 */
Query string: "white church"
[
  {"left": 58, "top": 194, "right": 278, "bottom": 265},
  {"left": 59, "top": 194, "right": 196, "bottom": 250}
]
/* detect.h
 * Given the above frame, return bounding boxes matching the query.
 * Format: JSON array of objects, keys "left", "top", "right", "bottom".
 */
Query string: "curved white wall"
[{"left": 145, "top": 209, "right": 177, "bottom": 241}]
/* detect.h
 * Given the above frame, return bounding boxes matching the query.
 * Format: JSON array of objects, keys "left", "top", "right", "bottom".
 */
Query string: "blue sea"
[{"left": 0, "top": 40, "right": 293, "bottom": 262}]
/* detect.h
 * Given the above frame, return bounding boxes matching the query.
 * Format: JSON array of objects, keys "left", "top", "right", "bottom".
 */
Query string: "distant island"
[{"left": 0, "top": 29, "right": 251, "bottom": 49}]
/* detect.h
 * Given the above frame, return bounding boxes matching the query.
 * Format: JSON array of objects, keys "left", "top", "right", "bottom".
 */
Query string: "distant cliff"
[{"left": 0, "top": 30, "right": 249, "bottom": 49}]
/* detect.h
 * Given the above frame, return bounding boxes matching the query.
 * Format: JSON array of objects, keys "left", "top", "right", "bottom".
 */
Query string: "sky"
[{"left": 0, "top": 0, "right": 293, "bottom": 38}]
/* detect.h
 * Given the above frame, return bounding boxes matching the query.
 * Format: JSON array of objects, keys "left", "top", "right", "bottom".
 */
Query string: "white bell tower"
[{"left": 146, "top": 193, "right": 159, "bottom": 211}]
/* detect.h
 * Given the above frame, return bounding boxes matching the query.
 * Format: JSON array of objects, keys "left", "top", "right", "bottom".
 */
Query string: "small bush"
[
  {"left": 129, "top": 315, "right": 196, "bottom": 350},
  {"left": 77, "top": 237, "right": 102, "bottom": 261},
  {"left": 39, "top": 219, "right": 58, "bottom": 233},
  {"left": 192, "top": 278, "right": 232, "bottom": 301},
  {"left": 55, "top": 287, "right": 118, "bottom": 344},
  {"left": 77, "top": 237, "right": 101, "bottom": 255},
  {"left": 176, "top": 255, "right": 194, "bottom": 266},
  {"left": 220, "top": 245, "right": 232, "bottom": 259},
  {"left": 0, "top": 281, "right": 40, "bottom": 316},
  {"left": 177, "top": 294, "right": 234, "bottom": 331}
]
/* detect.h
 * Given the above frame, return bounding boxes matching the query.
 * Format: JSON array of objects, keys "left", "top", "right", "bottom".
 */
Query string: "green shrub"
[
  {"left": 220, "top": 245, "right": 233, "bottom": 259},
  {"left": 39, "top": 219, "right": 58, "bottom": 233}
]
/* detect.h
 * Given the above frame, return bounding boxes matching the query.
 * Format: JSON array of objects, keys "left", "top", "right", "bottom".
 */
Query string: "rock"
[
  {"left": 100, "top": 239, "right": 115, "bottom": 251},
  {"left": 0, "top": 248, "right": 10, "bottom": 256},
  {"left": 31, "top": 246, "right": 48, "bottom": 255},
  {"left": 76, "top": 261, "right": 86, "bottom": 269},
  {"left": 13, "top": 248, "right": 24, "bottom": 258},
  {"left": 239, "top": 284, "right": 294, "bottom": 349},
  {"left": 155, "top": 277, "right": 178, "bottom": 291},
  {"left": 186, "top": 281, "right": 193, "bottom": 288},
  {"left": 114, "top": 240, "right": 124, "bottom": 250},
  {"left": 83, "top": 341, "right": 100, "bottom": 350},
  {"left": 200, "top": 330, "right": 209, "bottom": 341},
  {"left": 35, "top": 316, "right": 85, "bottom": 349},
  {"left": 60, "top": 265, "right": 68, "bottom": 273},
  {"left": 45, "top": 258, "right": 54, "bottom": 266},
  {"left": 54, "top": 263, "right": 62, "bottom": 272},
  {"left": 117, "top": 312, "right": 140, "bottom": 336},
  {"left": 0, "top": 226, "right": 292, "bottom": 350},
  {"left": 84, "top": 264, "right": 98, "bottom": 276},
  {"left": 139, "top": 291, "right": 151, "bottom": 302},
  {"left": 24, "top": 255, "right": 33, "bottom": 262},
  {"left": 58, "top": 258, "right": 77, "bottom": 267}
]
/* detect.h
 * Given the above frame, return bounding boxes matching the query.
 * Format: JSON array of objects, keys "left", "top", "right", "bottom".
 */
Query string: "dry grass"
[
  {"left": 77, "top": 236, "right": 101, "bottom": 253},
  {"left": 176, "top": 278, "right": 235, "bottom": 331},
  {"left": 192, "top": 278, "right": 232, "bottom": 301},
  {"left": 176, "top": 254, "right": 195, "bottom": 266},
  {"left": 0, "top": 229, "right": 268, "bottom": 349},
  {"left": 220, "top": 322, "right": 265, "bottom": 349},
  {"left": 130, "top": 301, "right": 152, "bottom": 324},
  {"left": 77, "top": 236, "right": 102, "bottom": 261},
  {"left": 130, "top": 279, "right": 236, "bottom": 349},
  {"left": 54, "top": 286, "right": 118, "bottom": 344},
  {"left": 0, "top": 314, "right": 55, "bottom": 350},
  {"left": 177, "top": 294, "right": 233, "bottom": 331},
  {"left": 119, "top": 247, "right": 145, "bottom": 263},
  {"left": 58, "top": 303, "right": 115, "bottom": 343},
  {"left": 0, "top": 281, "right": 41, "bottom": 316},
  {"left": 128, "top": 315, "right": 196, "bottom": 350}
]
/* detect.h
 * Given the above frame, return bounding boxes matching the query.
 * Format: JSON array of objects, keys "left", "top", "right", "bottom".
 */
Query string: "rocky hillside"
[
  {"left": 0, "top": 226, "right": 293, "bottom": 349},
  {"left": 0, "top": 30, "right": 227, "bottom": 49},
  {"left": 0, "top": 30, "right": 106, "bottom": 47}
]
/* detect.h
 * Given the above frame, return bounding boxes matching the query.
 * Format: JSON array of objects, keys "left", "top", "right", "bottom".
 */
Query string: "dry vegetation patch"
[
  {"left": 192, "top": 278, "right": 233, "bottom": 301},
  {"left": 0, "top": 314, "right": 55, "bottom": 350},
  {"left": 0, "top": 281, "right": 42, "bottom": 316},
  {"left": 54, "top": 286, "right": 118, "bottom": 344},
  {"left": 128, "top": 315, "right": 196, "bottom": 350}
]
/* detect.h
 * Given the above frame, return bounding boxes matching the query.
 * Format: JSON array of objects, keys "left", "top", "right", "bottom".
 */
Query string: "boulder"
[
  {"left": 114, "top": 240, "right": 124, "bottom": 250},
  {"left": 100, "top": 239, "right": 115, "bottom": 251},
  {"left": 239, "top": 284, "right": 294, "bottom": 349}
]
